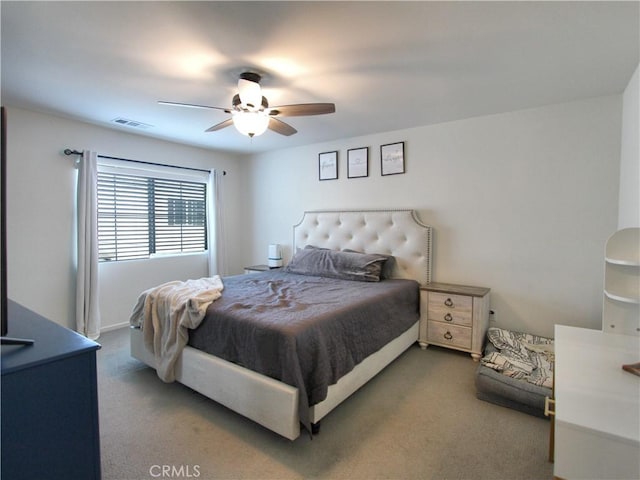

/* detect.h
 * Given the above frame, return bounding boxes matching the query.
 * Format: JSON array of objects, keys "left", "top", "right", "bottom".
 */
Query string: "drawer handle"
[
  {"left": 443, "top": 331, "right": 453, "bottom": 340},
  {"left": 444, "top": 298, "right": 454, "bottom": 307},
  {"left": 444, "top": 313, "right": 453, "bottom": 322},
  {"left": 544, "top": 397, "right": 555, "bottom": 417}
]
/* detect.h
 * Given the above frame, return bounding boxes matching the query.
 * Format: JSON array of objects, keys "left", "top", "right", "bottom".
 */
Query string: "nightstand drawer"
[
  {"left": 427, "top": 292, "right": 472, "bottom": 326},
  {"left": 427, "top": 321, "right": 472, "bottom": 349}
]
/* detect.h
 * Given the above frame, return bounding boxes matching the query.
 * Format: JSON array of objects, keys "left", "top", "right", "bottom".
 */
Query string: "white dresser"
[{"left": 553, "top": 325, "right": 640, "bottom": 480}]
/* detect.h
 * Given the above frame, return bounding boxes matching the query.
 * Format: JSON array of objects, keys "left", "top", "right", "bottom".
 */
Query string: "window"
[{"left": 97, "top": 170, "right": 207, "bottom": 261}]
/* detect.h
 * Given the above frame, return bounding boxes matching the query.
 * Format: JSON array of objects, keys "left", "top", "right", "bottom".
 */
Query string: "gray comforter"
[{"left": 187, "top": 270, "right": 420, "bottom": 431}]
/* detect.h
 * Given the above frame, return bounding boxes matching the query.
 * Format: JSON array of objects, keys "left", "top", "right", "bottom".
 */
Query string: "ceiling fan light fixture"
[
  {"left": 161, "top": 70, "right": 335, "bottom": 138},
  {"left": 232, "top": 110, "right": 269, "bottom": 137},
  {"left": 237, "top": 78, "right": 262, "bottom": 109}
]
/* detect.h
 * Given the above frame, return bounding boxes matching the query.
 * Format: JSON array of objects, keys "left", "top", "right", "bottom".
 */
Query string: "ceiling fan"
[{"left": 159, "top": 72, "right": 335, "bottom": 138}]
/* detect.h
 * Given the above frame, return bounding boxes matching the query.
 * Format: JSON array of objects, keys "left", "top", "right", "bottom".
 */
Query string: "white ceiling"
[{"left": 2, "top": 1, "right": 638, "bottom": 155}]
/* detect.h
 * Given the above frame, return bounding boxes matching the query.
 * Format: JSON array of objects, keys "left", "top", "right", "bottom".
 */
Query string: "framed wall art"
[
  {"left": 347, "top": 147, "right": 368, "bottom": 178},
  {"left": 318, "top": 151, "right": 338, "bottom": 180},
  {"left": 380, "top": 141, "right": 405, "bottom": 176}
]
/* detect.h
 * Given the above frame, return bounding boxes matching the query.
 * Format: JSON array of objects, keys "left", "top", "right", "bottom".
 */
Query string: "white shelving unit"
[{"left": 603, "top": 227, "right": 640, "bottom": 336}]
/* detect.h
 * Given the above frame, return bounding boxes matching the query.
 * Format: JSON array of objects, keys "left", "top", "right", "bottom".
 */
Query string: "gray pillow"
[
  {"left": 343, "top": 249, "right": 396, "bottom": 279},
  {"left": 284, "top": 246, "right": 388, "bottom": 282}
]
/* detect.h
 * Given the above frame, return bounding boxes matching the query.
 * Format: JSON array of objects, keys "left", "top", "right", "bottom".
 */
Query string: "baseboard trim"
[{"left": 100, "top": 321, "right": 129, "bottom": 333}]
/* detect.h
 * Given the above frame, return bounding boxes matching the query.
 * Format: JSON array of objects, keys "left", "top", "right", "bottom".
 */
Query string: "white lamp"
[
  {"left": 232, "top": 110, "right": 270, "bottom": 138},
  {"left": 268, "top": 244, "right": 283, "bottom": 268}
]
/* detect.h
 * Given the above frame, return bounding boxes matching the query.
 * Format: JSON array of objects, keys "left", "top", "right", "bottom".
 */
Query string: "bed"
[
  {"left": 475, "top": 327, "right": 554, "bottom": 418},
  {"left": 130, "top": 209, "right": 433, "bottom": 440}
]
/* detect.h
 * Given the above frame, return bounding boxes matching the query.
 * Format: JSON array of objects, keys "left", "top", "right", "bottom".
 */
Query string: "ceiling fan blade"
[
  {"left": 269, "top": 103, "right": 335, "bottom": 117},
  {"left": 159, "top": 100, "right": 230, "bottom": 113},
  {"left": 268, "top": 117, "right": 297, "bottom": 136},
  {"left": 205, "top": 118, "right": 234, "bottom": 132}
]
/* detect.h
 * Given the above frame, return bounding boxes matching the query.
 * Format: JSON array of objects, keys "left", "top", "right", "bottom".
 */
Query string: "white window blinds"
[{"left": 97, "top": 164, "right": 207, "bottom": 262}]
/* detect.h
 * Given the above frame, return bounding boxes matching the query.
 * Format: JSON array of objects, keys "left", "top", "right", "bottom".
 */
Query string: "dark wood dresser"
[{"left": 1, "top": 300, "right": 101, "bottom": 480}]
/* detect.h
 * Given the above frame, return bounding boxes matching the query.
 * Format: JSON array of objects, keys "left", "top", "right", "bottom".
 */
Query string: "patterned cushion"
[{"left": 481, "top": 327, "right": 554, "bottom": 388}]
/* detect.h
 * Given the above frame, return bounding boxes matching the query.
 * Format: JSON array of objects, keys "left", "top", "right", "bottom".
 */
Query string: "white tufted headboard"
[{"left": 292, "top": 209, "right": 433, "bottom": 285}]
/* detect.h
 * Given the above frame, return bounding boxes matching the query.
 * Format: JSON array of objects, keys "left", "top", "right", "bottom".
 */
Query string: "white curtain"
[
  {"left": 76, "top": 150, "right": 101, "bottom": 339},
  {"left": 207, "top": 169, "right": 227, "bottom": 276}
]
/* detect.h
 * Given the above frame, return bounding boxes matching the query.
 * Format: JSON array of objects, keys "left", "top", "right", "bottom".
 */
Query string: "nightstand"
[
  {"left": 244, "top": 264, "right": 280, "bottom": 274},
  {"left": 419, "top": 282, "right": 491, "bottom": 361}
]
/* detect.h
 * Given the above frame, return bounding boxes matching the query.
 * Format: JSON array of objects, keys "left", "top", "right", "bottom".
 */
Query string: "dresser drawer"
[
  {"left": 427, "top": 292, "right": 473, "bottom": 326},
  {"left": 427, "top": 321, "right": 472, "bottom": 350}
]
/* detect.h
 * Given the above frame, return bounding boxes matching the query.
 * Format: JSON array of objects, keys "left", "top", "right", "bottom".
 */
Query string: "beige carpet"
[{"left": 97, "top": 327, "right": 554, "bottom": 480}]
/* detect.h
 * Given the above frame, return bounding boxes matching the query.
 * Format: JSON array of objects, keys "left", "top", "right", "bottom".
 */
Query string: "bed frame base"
[{"left": 131, "top": 321, "right": 419, "bottom": 440}]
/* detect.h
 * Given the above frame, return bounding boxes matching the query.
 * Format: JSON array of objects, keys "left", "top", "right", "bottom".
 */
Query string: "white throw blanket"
[{"left": 130, "top": 276, "right": 224, "bottom": 382}]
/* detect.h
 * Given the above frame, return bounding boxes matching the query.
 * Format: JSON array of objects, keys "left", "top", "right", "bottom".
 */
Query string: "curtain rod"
[{"left": 63, "top": 149, "right": 226, "bottom": 175}]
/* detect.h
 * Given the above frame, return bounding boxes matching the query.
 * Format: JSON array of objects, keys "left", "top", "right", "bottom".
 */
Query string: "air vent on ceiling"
[{"left": 111, "top": 117, "right": 153, "bottom": 130}]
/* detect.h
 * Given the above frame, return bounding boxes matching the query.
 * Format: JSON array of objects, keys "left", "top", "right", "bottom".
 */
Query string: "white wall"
[
  {"left": 5, "top": 106, "right": 249, "bottom": 331},
  {"left": 99, "top": 253, "right": 209, "bottom": 331},
  {"left": 5, "top": 94, "right": 625, "bottom": 337},
  {"left": 618, "top": 63, "right": 640, "bottom": 229},
  {"left": 246, "top": 96, "right": 622, "bottom": 338}
]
